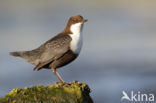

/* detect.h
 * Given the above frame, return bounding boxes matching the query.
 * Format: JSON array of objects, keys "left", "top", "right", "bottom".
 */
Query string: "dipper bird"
[{"left": 9, "top": 15, "right": 87, "bottom": 83}]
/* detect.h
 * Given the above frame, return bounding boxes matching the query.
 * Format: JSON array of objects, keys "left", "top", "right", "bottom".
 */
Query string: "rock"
[{"left": 0, "top": 81, "right": 93, "bottom": 103}]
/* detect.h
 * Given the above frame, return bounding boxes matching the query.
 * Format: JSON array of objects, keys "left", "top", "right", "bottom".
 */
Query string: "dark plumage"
[{"left": 9, "top": 15, "right": 87, "bottom": 83}]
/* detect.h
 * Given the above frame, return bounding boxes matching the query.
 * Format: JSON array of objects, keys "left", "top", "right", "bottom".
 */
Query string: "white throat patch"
[{"left": 69, "top": 23, "right": 83, "bottom": 54}]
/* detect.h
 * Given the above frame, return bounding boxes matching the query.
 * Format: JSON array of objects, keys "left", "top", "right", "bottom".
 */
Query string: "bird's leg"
[{"left": 51, "top": 68, "right": 64, "bottom": 83}]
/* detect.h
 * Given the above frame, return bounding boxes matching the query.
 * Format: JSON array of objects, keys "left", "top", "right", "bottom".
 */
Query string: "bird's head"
[{"left": 63, "top": 15, "right": 87, "bottom": 34}]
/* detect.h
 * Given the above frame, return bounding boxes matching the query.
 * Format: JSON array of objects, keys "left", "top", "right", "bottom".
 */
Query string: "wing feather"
[{"left": 33, "top": 34, "right": 72, "bottom": 70}]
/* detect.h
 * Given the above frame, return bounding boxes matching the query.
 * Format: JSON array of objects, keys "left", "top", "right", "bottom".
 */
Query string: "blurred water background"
[{"left": 0, "top": 0, "right": 156, "bottom": 103}]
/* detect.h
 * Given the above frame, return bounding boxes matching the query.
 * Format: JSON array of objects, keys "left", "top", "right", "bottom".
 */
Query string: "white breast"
[{"left": 69, "top": 23, "right": 83, "bottom": 54}]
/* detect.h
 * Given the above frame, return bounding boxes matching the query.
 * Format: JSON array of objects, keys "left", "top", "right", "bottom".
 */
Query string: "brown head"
[{"left": 63, "top": 15, "right": 87, "bottom": 33}]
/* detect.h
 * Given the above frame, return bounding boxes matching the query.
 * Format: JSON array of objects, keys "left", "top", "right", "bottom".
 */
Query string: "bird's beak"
[{"left": 83, "top": 19, "right": 88, "bottom": 23}]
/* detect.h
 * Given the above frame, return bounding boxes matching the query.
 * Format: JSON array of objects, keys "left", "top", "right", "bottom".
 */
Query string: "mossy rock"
[{"left": 0, "top": 81, "right": 93, "bottom": 103}]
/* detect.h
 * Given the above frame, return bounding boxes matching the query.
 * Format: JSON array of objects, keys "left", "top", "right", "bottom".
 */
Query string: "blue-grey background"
[{"left": 0, "top": 0, "right": 156, "bottom": 103}]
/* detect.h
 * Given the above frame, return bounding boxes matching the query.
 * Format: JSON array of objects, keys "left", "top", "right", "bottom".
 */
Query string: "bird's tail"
[
  {"left": 9, "top": 51, "right": 22, "bottom": 57},
  {"left": 9, "top": 50, "right": 40, "bottom": 66}
]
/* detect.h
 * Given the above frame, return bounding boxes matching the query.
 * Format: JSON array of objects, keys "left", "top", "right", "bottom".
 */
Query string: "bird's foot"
[
  {"left": 63, "top": 82, "right": 72, "bottom": 87},
  {"left": 72, "top": 80, "right": 79, "bottom": 83},
  {"left": 55, "top": 82, "right": 72, "bottom": 87}
]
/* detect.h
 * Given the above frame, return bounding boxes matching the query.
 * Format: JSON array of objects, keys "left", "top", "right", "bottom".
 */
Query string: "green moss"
[{"left": 0, "top": 81, "right": 93, "bottom": 103}]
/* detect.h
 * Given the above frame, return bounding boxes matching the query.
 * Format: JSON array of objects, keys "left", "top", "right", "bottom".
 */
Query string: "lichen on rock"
[{"left": 0, "top": 81, "right": 93, "bottom": 103}]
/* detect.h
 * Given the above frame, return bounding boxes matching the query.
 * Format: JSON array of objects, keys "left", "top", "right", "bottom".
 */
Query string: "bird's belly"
[
  {"left": 49, "top": 50, "right": 78, "bottom": 69},
  {"left": 70, "top": 39, "right": 82, "bottom": 54},
  {"left": 70, "top": 32, "right": 83, "bottom": 54}
]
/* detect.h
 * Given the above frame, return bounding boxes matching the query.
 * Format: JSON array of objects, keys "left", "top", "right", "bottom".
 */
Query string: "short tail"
[
  {"left": 9, "top": 52, "right": 21, "bottom": 57},
  {"left": 9, "top": 50, "right": 40, "bottom": 66}
]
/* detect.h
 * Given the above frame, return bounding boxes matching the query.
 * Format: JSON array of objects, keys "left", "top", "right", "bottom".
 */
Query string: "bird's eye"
[{"left": 73, "top": 19, "right": 77, "bottom": 22}]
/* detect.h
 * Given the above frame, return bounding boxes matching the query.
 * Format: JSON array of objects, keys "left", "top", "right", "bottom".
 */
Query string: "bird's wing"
[{"left": 33, "top": 34, "right": 72, "bottom": 70}]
